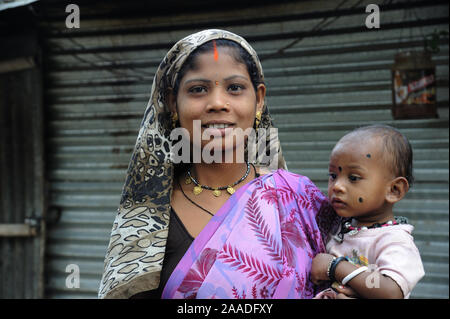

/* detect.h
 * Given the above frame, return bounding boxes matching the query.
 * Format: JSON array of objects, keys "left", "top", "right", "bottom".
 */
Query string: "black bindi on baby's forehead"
[
  {"left": 359, "top": 197, "right": 364, "bottom": 203},
  {"left": 338, "top": 166, "right": 342, "bottom": 172},
  {"left": 366, "top": 154, "right": 371, "bottom": 158}
]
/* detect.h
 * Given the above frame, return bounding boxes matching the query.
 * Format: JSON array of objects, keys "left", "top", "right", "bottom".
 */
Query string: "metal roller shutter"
[{"left": 38, "top": 0, "right": 448, "bottom": 298}]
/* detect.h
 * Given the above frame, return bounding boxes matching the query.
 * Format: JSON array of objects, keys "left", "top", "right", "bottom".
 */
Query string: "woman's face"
[{"left": 170, "top": 47, "right": 265, "bottom": 162}]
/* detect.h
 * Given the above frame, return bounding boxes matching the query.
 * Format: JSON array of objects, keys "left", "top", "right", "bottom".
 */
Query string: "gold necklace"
[{"left": 185, "top": 162, "right": 251, "bottom": 197}]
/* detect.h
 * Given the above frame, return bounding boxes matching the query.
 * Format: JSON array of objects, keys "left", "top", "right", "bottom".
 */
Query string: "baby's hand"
[
  {"left": 331, "top": 282, "right": 359, "bottom": 299},
  {"left": 311, "top": 253, "right": 334, "bottom": 285}
]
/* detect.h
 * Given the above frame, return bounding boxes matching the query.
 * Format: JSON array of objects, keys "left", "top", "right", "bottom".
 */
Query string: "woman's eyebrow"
[
  {"left": 183, "top": 75, "right": 249, "bottom": 86},
  {"left": 183, "top": 78, "right": 211, "bottom": 85},
  {"left": 224, "top": 75, "right": 249, "bottom": 82}
]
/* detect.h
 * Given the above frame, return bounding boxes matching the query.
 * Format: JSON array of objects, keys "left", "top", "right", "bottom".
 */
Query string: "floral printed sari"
[{"left": 162, "top": 169, "right": 336, "bottom": 299}]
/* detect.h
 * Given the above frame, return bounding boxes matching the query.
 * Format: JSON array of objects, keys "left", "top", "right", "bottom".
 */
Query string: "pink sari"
[{"left": 162, "top": 169, "right": 336, "bottom": 299}]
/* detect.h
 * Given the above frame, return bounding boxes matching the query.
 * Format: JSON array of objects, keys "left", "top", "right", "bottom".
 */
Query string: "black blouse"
[{"left": 130, "top": 207, "right": 194, "bottom": 299}]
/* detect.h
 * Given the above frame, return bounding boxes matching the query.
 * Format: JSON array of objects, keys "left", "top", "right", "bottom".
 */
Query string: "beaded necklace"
[
  {"left": 177, "top": 164, "right": 259, "bottom": 217},
  {"left": 334, "top": 216, "right": 409, "bottom": 243},
  {"left": 186, "top": 162, "right": 251, "bottom": 197}
]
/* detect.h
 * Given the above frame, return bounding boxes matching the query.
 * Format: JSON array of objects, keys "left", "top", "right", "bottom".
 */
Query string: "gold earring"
[
  {"left": 171, "top": 113, "right": 178, "bottom": 129},
  {"left": 255, "top": 111, "right": 262, "bottom": 127}
]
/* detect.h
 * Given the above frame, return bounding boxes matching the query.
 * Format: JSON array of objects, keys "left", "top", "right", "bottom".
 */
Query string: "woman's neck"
[{"left": 190, "top": 162, "right": 249, "bottom": 189}]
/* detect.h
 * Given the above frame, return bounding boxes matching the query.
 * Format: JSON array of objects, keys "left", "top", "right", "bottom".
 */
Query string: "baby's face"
[{"left": 327, "top": 136, "right": 394, "bottom": 220}]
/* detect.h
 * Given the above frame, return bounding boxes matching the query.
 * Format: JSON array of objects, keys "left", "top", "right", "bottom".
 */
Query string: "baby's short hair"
[{"left": 343, "top": 124, "right": 414, "bottom": 186}]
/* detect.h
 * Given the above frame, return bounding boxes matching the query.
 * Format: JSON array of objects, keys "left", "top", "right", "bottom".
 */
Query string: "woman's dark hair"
[{"left": 172, "top": 39, "right": 263, "bottom": 96}]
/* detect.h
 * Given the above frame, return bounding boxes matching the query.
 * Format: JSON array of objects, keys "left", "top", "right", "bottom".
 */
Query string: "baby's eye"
[
  {"left": 328, "top": 173, "right": 337, "bottom": 180},
  {"left": 349, "top": 175, "right": 361, "bottom": 182}
]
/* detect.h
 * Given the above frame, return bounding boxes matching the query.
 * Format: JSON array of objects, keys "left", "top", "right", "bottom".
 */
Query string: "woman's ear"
[
  {"left": 386, "top": 177, "right": 409, "bottom": 204},
  {"left": 167, "top": 88, "right": 177, "bottom": 113},
  {"left": 255, "top": 83, "right": 266, "bottom": 114}
]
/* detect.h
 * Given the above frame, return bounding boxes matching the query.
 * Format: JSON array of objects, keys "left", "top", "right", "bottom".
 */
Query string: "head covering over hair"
[{"left": 98, "top": 29, "right": 286, "bottom": 298}]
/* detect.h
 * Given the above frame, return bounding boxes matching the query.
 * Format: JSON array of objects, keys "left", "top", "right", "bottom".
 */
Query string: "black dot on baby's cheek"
[
  {"left": 366, "top": 154, "right": 371, "bottom": 158},
  {"left": 359, "top": 197, "right": 364, "bottom": 203}
]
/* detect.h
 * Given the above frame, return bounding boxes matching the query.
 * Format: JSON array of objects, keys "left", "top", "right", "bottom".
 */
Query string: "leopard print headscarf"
[{"left": 98, "top": 29, "right": 286, "bottom": 299}]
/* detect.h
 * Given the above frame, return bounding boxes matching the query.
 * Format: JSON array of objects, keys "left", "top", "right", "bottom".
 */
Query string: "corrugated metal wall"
[{"left": 38, "top": 0, "right": 448, "bottom": 298}]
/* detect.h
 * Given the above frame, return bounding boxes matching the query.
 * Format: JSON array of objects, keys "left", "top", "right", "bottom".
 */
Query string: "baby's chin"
[{"left": 330, "top": 206, "right": 355, "bottom": 219}]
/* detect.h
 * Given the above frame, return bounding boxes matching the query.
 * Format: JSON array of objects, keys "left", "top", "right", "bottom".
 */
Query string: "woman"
[{"left": 98, "top": 29, "right": 339, "bottom": 299}]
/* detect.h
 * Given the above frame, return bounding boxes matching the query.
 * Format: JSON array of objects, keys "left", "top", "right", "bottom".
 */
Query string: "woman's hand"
[{"left": 311, "top": 253, "right": 335, "bottom": 285}]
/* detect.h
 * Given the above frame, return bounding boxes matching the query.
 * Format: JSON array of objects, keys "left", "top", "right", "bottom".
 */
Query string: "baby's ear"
[{"left": 386, "top": 177, "right": 409, "bottom": 204}]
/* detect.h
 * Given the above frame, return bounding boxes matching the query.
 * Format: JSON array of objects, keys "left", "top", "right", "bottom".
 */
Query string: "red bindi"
[{"left": 213, "top": 40, "right": 219, "bottom": 61}]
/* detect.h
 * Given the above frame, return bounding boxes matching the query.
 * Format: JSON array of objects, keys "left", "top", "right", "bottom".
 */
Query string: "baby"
[{"left": 311, "top": 124, "right": 425, "bottom": 299}]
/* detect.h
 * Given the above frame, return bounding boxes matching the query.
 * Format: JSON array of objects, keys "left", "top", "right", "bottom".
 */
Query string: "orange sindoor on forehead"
[{"left": 213, "top": 40, "right": 219, "bottom": 61}]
